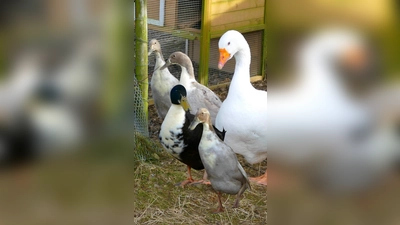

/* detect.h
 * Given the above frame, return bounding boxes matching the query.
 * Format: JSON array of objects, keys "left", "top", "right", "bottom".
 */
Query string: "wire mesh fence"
[
  {"left": 132, "top": 74, "right": 149, "bottom": 139},
  {"left": 148, "top": 0, "right": 265, "bottom": 89}
]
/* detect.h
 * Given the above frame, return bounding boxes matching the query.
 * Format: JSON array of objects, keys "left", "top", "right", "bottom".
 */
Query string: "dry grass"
[{"left": 133, "top": 149, "right": 267, "bottom": 225}]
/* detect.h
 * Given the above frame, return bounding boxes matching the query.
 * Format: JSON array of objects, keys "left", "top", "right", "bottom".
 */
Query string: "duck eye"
[{"left": 228, "top": 42, "right": 230, "bottom": 46}]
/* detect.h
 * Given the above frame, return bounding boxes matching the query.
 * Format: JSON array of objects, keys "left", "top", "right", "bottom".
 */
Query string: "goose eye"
[{"left": 228, "top": 42, "right": 230, "bottom": 46}]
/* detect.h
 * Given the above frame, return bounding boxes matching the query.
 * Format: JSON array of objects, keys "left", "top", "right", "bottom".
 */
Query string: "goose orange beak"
[{"left": 218, "top": 48, "right": 230, "bottom": 69}]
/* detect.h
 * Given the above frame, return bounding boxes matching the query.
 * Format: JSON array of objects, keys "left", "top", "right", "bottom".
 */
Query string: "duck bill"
[
  {"left": 218, "top": 48, "right": 230, "bottom": 69},
  {"left": 148, "top": 46, "right": 154, "bottom": 56},
  {"left": 180, "top": 96, "right": 191, "bottom": 111},
  {"left": 189, "top": 117, "right": 201, "bottom": 130},
  {"left": 160, "top": 59, "right": 171, "bottom": 70}
]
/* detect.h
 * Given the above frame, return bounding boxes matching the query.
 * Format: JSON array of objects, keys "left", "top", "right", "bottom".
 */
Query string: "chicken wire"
[{"left": 132, "top": 74, "right": 149, "bottom": 139}]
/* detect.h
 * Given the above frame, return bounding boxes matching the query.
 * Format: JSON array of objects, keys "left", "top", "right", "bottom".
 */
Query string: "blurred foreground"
[{"left": 0, "top": 2, "right": 142, "bottom": 223}]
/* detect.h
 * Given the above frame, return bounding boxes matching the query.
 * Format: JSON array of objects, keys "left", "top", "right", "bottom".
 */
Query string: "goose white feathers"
[
  {"left": 215, "top": 30, "right": 267, "bottom": 185},
  {"left": 161, "top": 51, "right": 222, "bottom": 124},
  {"left": 148, "top": 39, "right": 179, "bottom": 119},
  {"left": 189, "top": 108, "right": 250, "bottom": 213}
]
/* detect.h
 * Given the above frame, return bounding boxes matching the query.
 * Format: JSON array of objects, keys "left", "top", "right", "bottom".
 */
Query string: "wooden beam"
[
  {"left": 199, "top": 0, "right": 211, "bottom": 85},
  {"left": 208, "top": 75, "right": 264, "bottom": 90},
  {"left": 211, "top": 0, "right": 265, "bottom": 15},
  {"left": 148, "top": 24, "right": 201, "bottom": 40},
  {"left": 210, "top": 24, "right": 265, "bottom": 38},
  {"left": 210, "top": 7, "right": 264, "bottom": 27}
]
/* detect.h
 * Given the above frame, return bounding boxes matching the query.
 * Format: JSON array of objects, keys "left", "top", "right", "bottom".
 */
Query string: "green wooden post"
[
  {"left": 199, "top": 0, "right": 211, "bottom": 85},
  {"left": 135, "top": 0, "right": 149, "bottom": 119},
  {"left": 261, "top": 0, "right": 267, "bottom": 80}
]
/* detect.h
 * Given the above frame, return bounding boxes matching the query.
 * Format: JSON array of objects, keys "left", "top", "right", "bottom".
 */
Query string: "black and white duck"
[{"left": 159, "top": 84, "right": 225, "bottom": 186}]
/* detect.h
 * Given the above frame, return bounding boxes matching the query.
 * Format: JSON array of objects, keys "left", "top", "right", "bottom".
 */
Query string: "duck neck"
[
  {"left": 201, "top": 123, "right": 214, "bottom": 139},
  {"left": 179, "top": 66, "right": 195, "bottom": 88},
  {"left": 202, "top": 118, "right": 214, "bottom": 132},
  {"left": 167, "top": 104, "right": 185, "bottom": 120},
  {"left": 154, "top": 51, "right": 165, "bottom": 69}
]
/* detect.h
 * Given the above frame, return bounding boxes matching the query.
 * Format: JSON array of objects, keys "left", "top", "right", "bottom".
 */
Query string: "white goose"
[
  {"left": 215, "top": 30, "right": 267, "bottom": 185},
  {"left": 148, "top": 39, "right": 179, "bottom": 119},
  {"left": 161, "top": 51, "right": 222, "bottom": 124}
]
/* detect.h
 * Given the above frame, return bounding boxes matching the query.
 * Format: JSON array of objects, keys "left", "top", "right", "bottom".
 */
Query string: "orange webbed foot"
[
  {"left": 249, "top": 171, "right": 267, "bottom": 186},
  {"left": 175, "top": 177, "right": 195, "bottom": 187}
]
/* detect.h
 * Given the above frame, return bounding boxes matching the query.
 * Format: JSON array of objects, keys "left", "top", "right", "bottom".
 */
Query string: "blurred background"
[
  {"left": 267, "top": 0, "right": 400, "bottom": 225},
  {"left": 0, "top": 0, "right": 144, "bottom": 224}
]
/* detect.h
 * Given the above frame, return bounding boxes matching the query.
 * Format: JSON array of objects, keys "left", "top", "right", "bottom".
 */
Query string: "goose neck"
[{"left": 230, "top": 49, "right": 252, "bottom": 90}]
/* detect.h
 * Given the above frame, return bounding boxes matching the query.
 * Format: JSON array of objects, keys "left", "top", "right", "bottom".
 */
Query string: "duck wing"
[
  {"left": 237, "top": 160, "right": 251, "bottom": 190},
  {"left": 174, "top": 110, "right": 204, "bottom": 170},
  {"left": 189, "top": 82, "right": 222, "bottom": 121}
]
